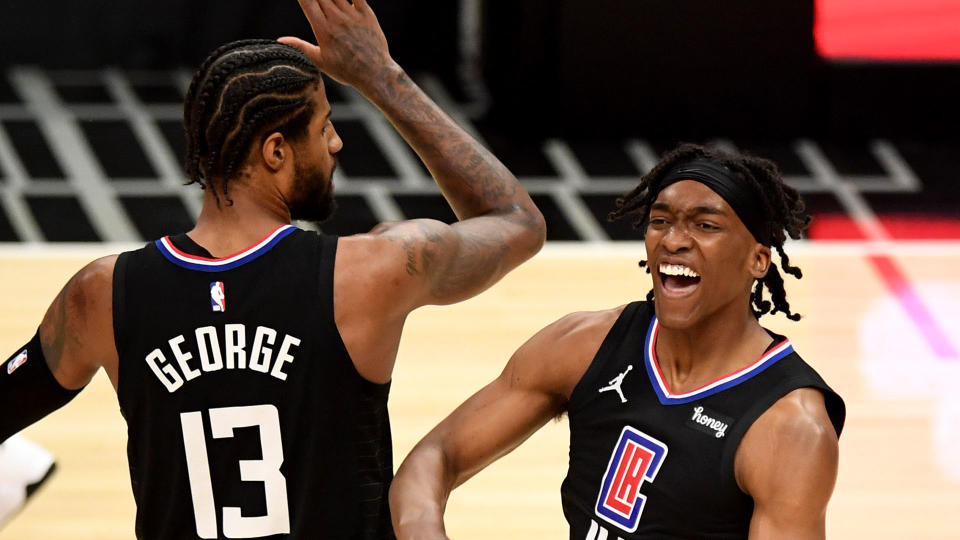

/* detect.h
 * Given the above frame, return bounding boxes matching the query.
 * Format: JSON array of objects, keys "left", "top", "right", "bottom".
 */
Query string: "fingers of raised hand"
[
  {"left": 296, "top": 0, "right": 326, "bottom": 22},
  {"left": 277, "top": 37, "right": 323, "bottom": 65}
]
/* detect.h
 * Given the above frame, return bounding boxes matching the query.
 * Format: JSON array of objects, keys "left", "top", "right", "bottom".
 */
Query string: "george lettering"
[
  {"left": 195, "top": 326, "right": 224, "bottom": 372},
  {"left": 250, "top": 327, "right": 277, "bottom": 374},
  {"left": 270, "top": 335, "right": 299, "bottom": 381},
  {"left": 170, "top": 334, "right": 200, "bottom": 382},
  {"left": 224, "top": 324, "right": 246, "bottom": 370},
  {"left": 146, "top": 349, "right": 185, "bottom": 393},
  {"left": 143, "top": 324, "right": 300, "bottom": 392}
]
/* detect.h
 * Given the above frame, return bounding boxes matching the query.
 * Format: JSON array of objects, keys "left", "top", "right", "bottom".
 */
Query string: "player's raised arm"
[
  {"left": 281, "top": 0, "right": 546, "bottom": 307},
  {"left": 737, "top": 389, "right": 840, "bottom": 539},
  {"left": 0, "top": 256, "right": 118, "bottom": 441},
  {"left": 389, "top": 310, "right": 619, "bottom": 539}
]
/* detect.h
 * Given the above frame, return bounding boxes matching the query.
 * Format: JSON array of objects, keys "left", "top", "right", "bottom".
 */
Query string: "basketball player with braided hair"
[
  {"left": 391, "top": 143, "right": 845, "bottom": 539},
  {"left": 0, "top": 0, "right": 545, "bottom": 537}
]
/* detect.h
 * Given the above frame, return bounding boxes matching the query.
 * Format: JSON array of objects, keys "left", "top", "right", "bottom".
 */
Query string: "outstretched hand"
[{"left": 280, "top": 0, "right": 394, "bottom": 91}]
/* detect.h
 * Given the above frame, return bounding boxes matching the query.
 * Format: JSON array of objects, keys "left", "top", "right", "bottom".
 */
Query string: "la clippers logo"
[
  {"left": 6, "top": 349, "right": 28, "bottom": 374},
  {"left": 210, "top": 281, "right": 226, "bottom": 312},
  {"left": 594, "top": 426, "right": 668, "bottom": 533}
]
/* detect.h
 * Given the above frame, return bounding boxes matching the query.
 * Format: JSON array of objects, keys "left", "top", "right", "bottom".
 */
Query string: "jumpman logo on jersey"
[{"left": 598, "top": 365, "right": 633, "bottom": 403}]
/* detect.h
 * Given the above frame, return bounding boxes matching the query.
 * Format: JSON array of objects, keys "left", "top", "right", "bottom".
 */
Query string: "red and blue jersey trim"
[
  {"left": 642, "top": 316, "right": 794, "bottom": 405},
  {"left": 155, "top": 225, "right": 296, "bottom": 272}
]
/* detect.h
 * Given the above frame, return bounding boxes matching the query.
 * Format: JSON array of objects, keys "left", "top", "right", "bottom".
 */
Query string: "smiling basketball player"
[{"left": 391, "top": 143, "right": 845, "bottom": 539}]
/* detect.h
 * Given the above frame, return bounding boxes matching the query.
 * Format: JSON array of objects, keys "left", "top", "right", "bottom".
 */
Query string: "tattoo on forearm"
[{"left": 371, "top": 68, "right": 529, "bottom": 219}]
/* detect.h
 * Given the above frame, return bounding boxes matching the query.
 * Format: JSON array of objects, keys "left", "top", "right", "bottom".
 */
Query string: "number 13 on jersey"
[{"left": 180, "top": 404, "right": 290, "bottom": 538}]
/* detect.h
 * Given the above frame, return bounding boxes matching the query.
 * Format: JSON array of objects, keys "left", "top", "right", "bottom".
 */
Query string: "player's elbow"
[{"left": 504, "top": 202, "right": 547, "bottom": 259}]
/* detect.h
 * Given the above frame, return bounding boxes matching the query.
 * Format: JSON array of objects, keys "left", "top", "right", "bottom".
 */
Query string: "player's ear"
[
  {"left": 260, "top": 132, "right": 287, "bottom": 173},
  {"left": 750, "top": 244, "right": 771, "bottom": 279}
]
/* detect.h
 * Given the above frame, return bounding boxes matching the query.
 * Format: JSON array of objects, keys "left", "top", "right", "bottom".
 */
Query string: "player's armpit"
[
  {"left": 390, "top": 310, "right": 615, "bottom": 539},
  {"left": 736, "top": 388, "right": 840, "bottom": 540}
]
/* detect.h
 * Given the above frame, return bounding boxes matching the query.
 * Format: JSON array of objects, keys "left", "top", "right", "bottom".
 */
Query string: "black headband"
[{"left": 657, "top": 159, "right": 769, "bottom": 245}]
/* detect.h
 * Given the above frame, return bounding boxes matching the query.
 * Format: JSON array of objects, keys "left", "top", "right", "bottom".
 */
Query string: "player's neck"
[
  {"left": 187, "top": 179, "right": 292, "bottom": 258},
  {"left": 654, "top": 306, "right": 771, "bottom": 394}
]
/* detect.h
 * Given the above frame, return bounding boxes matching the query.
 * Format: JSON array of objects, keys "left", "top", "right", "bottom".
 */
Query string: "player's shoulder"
[
  {"left": 759, "top": 387, "right": 838, "bottom": 443},
  {"left": 509, "top": 306, "right": 629, "bottom": 398},
  {"left": 736, "top": 387, "right": 840, "bottom": 511},
  {"left": 70, "top": 255, "right": 119, "bottom": 297},
  {"left": 337, "top": 219, "right": 452, "bottom": 270},
  {"left": 738, "top": 387, "right": 839, "bottom": 483},
  {"left": 538, "top": 305, "right": 628, "bottom": 347}
]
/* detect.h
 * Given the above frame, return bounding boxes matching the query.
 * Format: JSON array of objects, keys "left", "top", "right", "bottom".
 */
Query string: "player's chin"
[
  {"left": 652, "top": 281, "right": 703, "bottom": 328},
  {"left": 290, "top": 195, "right": 337, "bottom": 224}
]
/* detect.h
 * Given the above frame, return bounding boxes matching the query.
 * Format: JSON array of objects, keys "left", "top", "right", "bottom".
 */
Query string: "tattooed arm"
[
  {"left": 282, "top": 0, "right": 542, "bottom": 231},
  {"left": 37, "top": 256, "right": 118, "bottom": 390},
  {"left": 282, "top": 1, "right": 546, "bottom": 384},
  {"left": 389, "top": 309, "right": 621, "bottom": 538},
  {"left": 0, "top": 256, "right": 117, "bottom": 440}
]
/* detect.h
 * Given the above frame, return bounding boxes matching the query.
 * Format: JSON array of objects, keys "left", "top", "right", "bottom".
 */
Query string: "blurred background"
[
  {"left": 0, "top": 0, "right": 957, "bottom": 243},
  {"left": 0, "top": 1, "right": 959, "bottom": 538}
]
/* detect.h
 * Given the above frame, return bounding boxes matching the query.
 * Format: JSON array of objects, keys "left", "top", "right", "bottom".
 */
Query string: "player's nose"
[
  {"left": 661, "top": 224, "right": 693, "bottom": 252},
  {"left": 329, "top": 126, "right": 343, "bottom": 155}
]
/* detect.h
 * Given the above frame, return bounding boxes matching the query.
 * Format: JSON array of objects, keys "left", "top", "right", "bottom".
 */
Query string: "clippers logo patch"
[
  {"left": 6, "top": 349, "right": 28, "bottom": 374},
  {"left": 210, "top": 281, "right": 226, "bottom": 312},
  {"left": 595, "top": 426, "right": 668, "bottom": 533}
]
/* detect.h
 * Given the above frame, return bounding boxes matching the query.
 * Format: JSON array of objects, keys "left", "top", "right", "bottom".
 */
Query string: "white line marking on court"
[
  {"left": 103, "top": 69, "right": 202, "bottom": 219},
  {"left": 11, "top": 68, "right": 139, "bottom": 242}
]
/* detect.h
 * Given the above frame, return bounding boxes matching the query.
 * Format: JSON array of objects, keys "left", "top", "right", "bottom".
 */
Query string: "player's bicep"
[
  {"left": 418, "top": 353, "right": 566, "bottom": 488},
  {"left": 370, "top": 216, "right": 530, "bottom": 307},
  {"left": 412, "top": 315, "right": 593, "bottom": 486},
  {"left": 37, "top": 255, "right": 117, "bottom": 389},
  {"left": 741, "top": 392, "right": 839, "bottom": 539}
]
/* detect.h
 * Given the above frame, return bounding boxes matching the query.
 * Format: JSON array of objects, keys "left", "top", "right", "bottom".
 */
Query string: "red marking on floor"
[
  {"left": 809, "top": 214, "right": 960, "bottom": 240},
  {"left": 868, "top": 254, "right": 958, "bottom": 359}
]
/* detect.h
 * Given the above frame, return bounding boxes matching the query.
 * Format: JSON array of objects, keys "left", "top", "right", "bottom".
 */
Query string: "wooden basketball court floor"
[{"left": 0, "top": 242, "right": 958, "bottom": 539}]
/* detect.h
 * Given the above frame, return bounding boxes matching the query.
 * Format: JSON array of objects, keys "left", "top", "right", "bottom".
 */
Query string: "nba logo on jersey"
[
  {"left": 210, "top": 281, "right": 226, "bottom": 312},
  {"left": 594, "top": 426, "right": 668, "bottom": 532},
  {"left": 6, "top": 349, "right": 28, "bottom": 375}
]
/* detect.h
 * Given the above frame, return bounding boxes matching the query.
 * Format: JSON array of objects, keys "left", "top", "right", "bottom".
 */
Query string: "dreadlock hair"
[
  {"left": 183, "top": 39, "right": 322, "bottom": 205},
  {"left": 609, "top": 143, "right": 810, "bottom": 321}
]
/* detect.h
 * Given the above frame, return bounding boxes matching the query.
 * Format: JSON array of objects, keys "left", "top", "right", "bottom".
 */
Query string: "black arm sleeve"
[{"left": 0, "top": 331, "right": 83, "bottom": 442}]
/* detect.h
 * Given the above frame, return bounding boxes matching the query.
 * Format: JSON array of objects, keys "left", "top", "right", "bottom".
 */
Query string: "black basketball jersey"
[
  {"left": 561, "top": 301, "right": 845, "bottom": 540},
  {"left": 112, "top": 225, "right": 395, "bottom": 540}
]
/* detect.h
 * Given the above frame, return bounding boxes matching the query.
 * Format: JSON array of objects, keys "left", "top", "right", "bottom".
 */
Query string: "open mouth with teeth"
[{"left": 658, "top": 263, "right": 702, "bottom": 294}]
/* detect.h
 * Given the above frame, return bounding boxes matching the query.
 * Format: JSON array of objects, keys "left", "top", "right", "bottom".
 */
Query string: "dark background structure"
[{"left": 0, "top": 0, "right": 958, "bottom": 242}]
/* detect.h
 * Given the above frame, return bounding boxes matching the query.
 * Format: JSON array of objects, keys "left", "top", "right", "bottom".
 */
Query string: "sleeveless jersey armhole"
[
  {"left": 113, "top": 250, "right": 137, "bottom": 418},
  {"left": 317, "top": 234, "right": 338, "bottom": 320},
  {"left": 719, "top": 375, "right": 844, "bottom": 494},
  {"left": 112, "top": 252, "right": 131, "bottom": 369},
  {"left": 317, "top": 235, "right": 390, "bottom": 391},
  {"left": 567, "top": 301, "right": 647, "bottom": 415}
]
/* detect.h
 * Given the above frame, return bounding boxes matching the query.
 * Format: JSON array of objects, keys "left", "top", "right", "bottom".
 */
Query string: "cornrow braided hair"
[
  {"left": 609, "top": 143, "right": 810, "bottom": 321},
  {"left": 183, "top": 39, "right": 322, "bottom": 205}
]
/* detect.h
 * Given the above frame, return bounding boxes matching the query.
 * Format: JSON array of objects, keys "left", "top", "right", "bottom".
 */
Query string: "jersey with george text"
[{"left": 113, "top": 228, "right": 394, "bottom": 540}]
